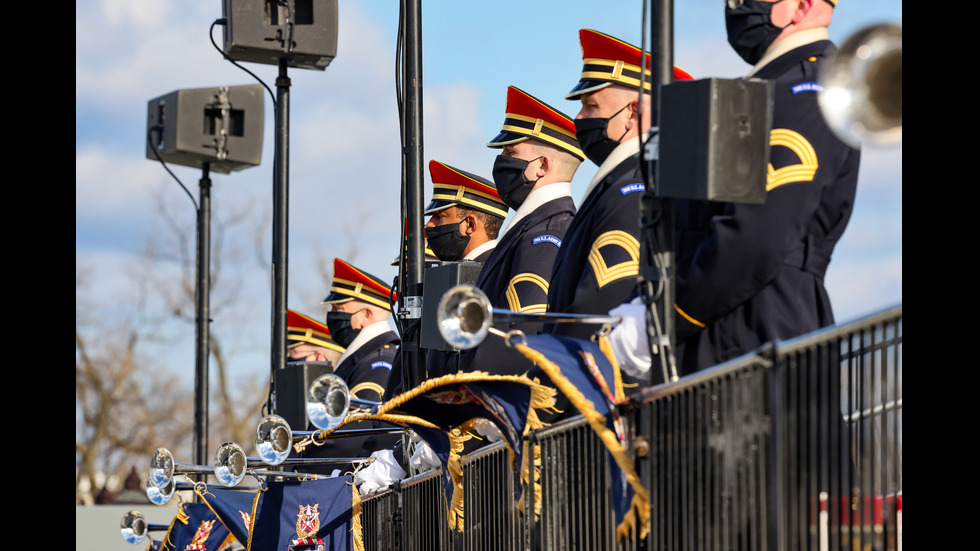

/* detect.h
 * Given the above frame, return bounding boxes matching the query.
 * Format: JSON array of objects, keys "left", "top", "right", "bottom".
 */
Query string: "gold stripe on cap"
[
  {"left": 500, "top": 123, "right": 585, "bottom": 160},
  {"left": 504, "top": 113, "right": 578, "bottom": 140},
  {"left": 532, "top": 118, "right": 544, "bottom": 136}
]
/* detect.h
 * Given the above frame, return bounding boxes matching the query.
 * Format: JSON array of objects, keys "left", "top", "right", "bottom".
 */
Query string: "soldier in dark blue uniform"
[
  {"left": 300, "top": 258, "right": 400, "bottom": 468},
  {"left": 672, "top": 0, "right": 859, "bottom": 374},
  {"left": 460, "top": 86, "right": 584, "bottom": 376},
  {"left": 548, "top": 29, "right": 692, "bottom": 340},
  {"left": 607, "top": 0, "right": 861, "bottom": 377},
  {"left": 424, "top": 160, "right": 508, "bottom": 264},
  {"left": 322, "top": 258, "right": 400, "bottom": 404}
]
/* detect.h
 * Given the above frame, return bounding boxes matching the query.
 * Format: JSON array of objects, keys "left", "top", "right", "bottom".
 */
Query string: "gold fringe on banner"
[
  {"left": 512, "top": 340, "right": 651, "bottom": 541},
  {"left": 352, "top": 482, "right": 364, "bottom": 551},
  {"left": 294, "top": 371, "right": 557, "bottom": 533}
]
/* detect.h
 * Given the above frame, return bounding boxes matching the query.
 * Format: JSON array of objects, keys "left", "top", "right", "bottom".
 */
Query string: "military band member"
[
  {"left": 322, "top": 258, "right": 400, "bottom": 404},
  {"left": 286, "top": 309, "right": 345, "bottom": 367},
  {"left": 424, "top": 160, "right": 508, "bottom": 263},
  {"left": 608, "top": 0, "right": 861, "bottom": 378},
  {"left": 459, "top": 86, "right": 583, "bottom": 376},
  {"left": 547, "top": 29, "right": 692, "bottom": 340},
  {"left": 672, "top": 0, "right": 860, "bottom": 373},
  {"left": 296, "top": 259, "right": 399, "bottom": 469}
]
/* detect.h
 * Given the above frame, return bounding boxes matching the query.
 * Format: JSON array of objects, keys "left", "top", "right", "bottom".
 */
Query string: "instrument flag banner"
[
  {"left": 514, "top": 333, "right": 650, "bottom": 541},
  {"left": 304, "top": 372, "right": 556, "bottom": 532},
  {"left": 197, "top": 485, "right": 262, "bottom": 547},
  {"left": 159, "top": 502, "right": 232, "bottom": 551},
  {"left": 245, "top": 476, "right": 362, "bottom": 551}
]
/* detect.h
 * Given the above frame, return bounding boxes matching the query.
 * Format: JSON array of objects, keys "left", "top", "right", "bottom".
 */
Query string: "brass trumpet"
[
  {"left": 256, "top": 413, "right": 403, "bottom": 465},
  {"left": 436, "top": 284, "right": 620, "bottom": 349},
  {"left": 120, "top": 510, "right": 168, "bottom": 545},
  {"left": 305, "top": 372, "right": 380, "bottom": 431},
  {"left": 818, "top": 23, "right": 902, "bottom": 147}
]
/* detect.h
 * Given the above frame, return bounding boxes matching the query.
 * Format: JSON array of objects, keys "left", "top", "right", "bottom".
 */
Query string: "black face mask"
[
  {"left": 725, "top": 0, "right": 787, "bottom": 65},
  {"left": 574, "top": 103, "right": 631, "bottom": 166},
  {"left": 326, "top": 310, "right": 360, "bottom": 349},
  {"left": 425, "top": 221, "right": 470, "bottom": 261},
  {"left": 492, "top": 155, "right": 542, "bottom": 211}
]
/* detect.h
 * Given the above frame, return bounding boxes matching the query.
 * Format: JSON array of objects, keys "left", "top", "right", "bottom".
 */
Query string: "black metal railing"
[
  {"left": 358, "top": 305, "right": 902, "bottom": 551},
  {"left": 642, "top": 305, "right": 902, "bottom": 551}
]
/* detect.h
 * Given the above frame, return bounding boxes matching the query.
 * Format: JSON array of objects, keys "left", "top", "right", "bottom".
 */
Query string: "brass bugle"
[
  {"left": 148, "top": 446, "right": 213, "bottom": 489},
  {"left": 306, "top": 373, "right": 381, "bottom": 431},
  {"left": 120, "top": 509, "right": 168, "bottom": 545},
  {"left": 436, "top": 284, "right": 620, "bottom": 349},
  {"left": 215, "top": 441, "right": 370, "bottom": 486},
  {"left": 818, "top": 22, "right": 902, "bottom": 147},
  {"left": 144, "top": 477, "right": 262, "bottom": 506},
  {"left": 256, "top": 414, "right": 403, "bottom": 465}
]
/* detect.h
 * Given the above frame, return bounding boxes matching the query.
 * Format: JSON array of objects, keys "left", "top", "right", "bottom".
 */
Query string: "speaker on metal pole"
[
  {"left": 146, "top": 84, "right": 265, "bottom": 174},
  {"left": 222, "top": 0, "right": 338, "bottom": 71}
]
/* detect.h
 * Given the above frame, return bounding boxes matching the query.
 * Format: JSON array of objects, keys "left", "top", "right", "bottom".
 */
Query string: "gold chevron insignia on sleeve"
[
  {"left": 350, "top": 382, "right": 385, "bottom": 401},
  {"left": 588, "top": 230, "right": 640, "bottom": 288},
  {"left": 506, "top": 273, "right": 550, "bottom": 313},
  {"left": 767, "top": 128, "right": 818, "bottom": 191}
]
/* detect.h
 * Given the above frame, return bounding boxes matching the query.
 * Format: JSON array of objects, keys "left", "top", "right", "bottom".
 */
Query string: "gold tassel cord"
[
  {"left": 352, "top": 482, "right": 364, "bottom": 551},
  {"left": 513, "top": 342, "right": 651, "bottom": 541},
  {"left": 446, "top": 426, "right": 473, "bottom": 532},
  {"left": 597, "top": 333, "right": 627, "bottom": 403}
]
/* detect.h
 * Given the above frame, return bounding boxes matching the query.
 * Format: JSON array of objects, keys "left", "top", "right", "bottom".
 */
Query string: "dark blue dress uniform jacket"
[
  {"left": 300, "top": 329, "right": 400, "bottom": 468},
  {"left": 674, "top": 40, "right": 861, "bottom": 375},
  {"left": 462, "top": 194, "right": 576, "bottom": 376},
  {"left": 546, "top": 156, "right": 644, "bottom": 340}
]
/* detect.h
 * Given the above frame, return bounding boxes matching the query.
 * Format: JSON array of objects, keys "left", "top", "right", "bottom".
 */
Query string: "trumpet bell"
[
  {"left": 819, "top": 23, "right": 902, "bottom": 148},
  {"left": 145, "top": 476, "right": 175, "bottom": 506},
  {"left": 437, "top": 284, "right": 492, "bottom": 350},
  {"left": 214, "top": 441, "right": 248, "bottom": 487},
  {"left": 148, "top": 447, "right": 175, "bottom": 488},
  {"left": 307, "top": 373, "right": 351, "bottom": 430},
  {"left": 120, "top": 510, "right": 147, "bottom": 544},
  {"left": 255, "top": 414, "right": 293, "bottom": 465}
]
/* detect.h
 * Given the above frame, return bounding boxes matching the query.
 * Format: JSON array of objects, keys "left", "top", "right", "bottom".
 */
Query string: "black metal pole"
[
  {"left": 194, "top": 163, "right": 212, "bottom": 473},
  {"left": 640, "top": 0, "right": 678, "bottom": 386},
  {"left": 271, "top": 59, "right": 291, "bottom": 391},
  {"left": 400, "top": 0, "right": 425, "bottom": 391}
]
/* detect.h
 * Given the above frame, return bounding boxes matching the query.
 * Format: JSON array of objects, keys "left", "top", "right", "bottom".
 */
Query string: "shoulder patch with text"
[
  {"left": 620, "top": 183, "right": 644, "bottom": 195},
  {"left": 791, "top": 82, "right": 823, "bottom": 94},
  {"left": 532, "top": 235, "right": 562, "bottom": 248}
]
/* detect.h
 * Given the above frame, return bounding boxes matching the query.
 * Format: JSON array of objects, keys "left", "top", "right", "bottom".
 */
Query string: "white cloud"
[{"left": 75, "top": 146, "right": 167, "bottom": 218}]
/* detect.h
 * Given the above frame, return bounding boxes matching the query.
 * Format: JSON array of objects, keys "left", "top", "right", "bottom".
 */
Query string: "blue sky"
[{"left": 76, "top": 0, "right": 902, "bottom": 380}]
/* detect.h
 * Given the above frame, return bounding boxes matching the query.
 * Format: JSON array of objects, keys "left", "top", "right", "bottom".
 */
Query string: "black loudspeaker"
[
  {"left": 222, "top": 0, "right": 338, "bottom": 71},
  {"left": 275, "top": 361, "right": 334, "bottom": 430},
  {"left": 420, "top": 262, "right": 485, "bottom": 352},
  {"left": 146, "top": 85, "right": 264, "bottom": 174},
  {"left": 656, "top": 78, "right": 774, "bottom": 204}
]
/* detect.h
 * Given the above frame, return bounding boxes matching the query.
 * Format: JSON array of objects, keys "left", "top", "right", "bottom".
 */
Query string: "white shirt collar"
[
  {"left": 583, "top": 137, "right": 641, "bottom": 203},
  {"left": 498, "top": 182, "right": 572, "bottom": 241},
  {"left": 336, "top": 319, "right": 390, "bottom": 365},
  {"left": 464, "top": 239, "right": 497, "bottom": 261},
  {"left": 748, "top": 27, "right": 830, "bottom": 77}
]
